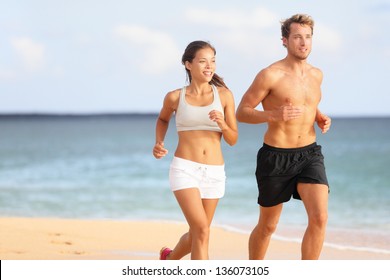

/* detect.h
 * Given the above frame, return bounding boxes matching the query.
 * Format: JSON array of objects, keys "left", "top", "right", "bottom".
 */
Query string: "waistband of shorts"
[
  {"left": 171, "top": 156, "right": 224, "bottom": 169},
  {"left": 262, "top": 142, "right": 318, "bottom": 153}
]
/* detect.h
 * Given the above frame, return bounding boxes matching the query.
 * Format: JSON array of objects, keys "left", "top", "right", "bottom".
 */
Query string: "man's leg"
[
  {"left": 249, "top": 204, "right": 283, "bottom": 259},
  {"left": 298, "top": 183, "right": 329, "bottom": 260}
]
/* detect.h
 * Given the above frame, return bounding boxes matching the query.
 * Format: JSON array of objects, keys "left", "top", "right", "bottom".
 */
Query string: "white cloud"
[
  {"left": 0, "top": 68, "right": 16, "bottom": 81},
  {"left": 11, "top": 37, "right": 45, "bottom": 72},
  {"left": 184, "top": 7, "right": 344, "bottom": 58},
  {"left": 113, "top": 25, "right": 181, "bottom": 74},
  {"left": 315, "top": 24, "right": 343, "bottom": 52},
  {"left": 185, "top": 7, "right": 278, "bottom": 29},
  {"left": 184, "top": 7, "right": 281, "bottom": 59}
]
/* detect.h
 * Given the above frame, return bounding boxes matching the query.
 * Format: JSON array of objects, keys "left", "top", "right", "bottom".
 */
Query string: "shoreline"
[
  {"left": 0, "top": 217, "right": 389, "bottom": 260},
  {"left": 214, "top": 222, "right": 390, "bottom": 256}
]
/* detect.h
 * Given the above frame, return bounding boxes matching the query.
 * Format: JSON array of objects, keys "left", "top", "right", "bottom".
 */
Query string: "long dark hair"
[{"left": 181, "top": 41, "right": 228, "bottom": 88}]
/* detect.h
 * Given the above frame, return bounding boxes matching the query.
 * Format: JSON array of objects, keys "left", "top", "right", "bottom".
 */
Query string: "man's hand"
[
  {"left": 316, "top": 112, "right": 331, "bottom": 133},
  {"left": 271, "top": 102, "right": 304, "bottom": 122}
]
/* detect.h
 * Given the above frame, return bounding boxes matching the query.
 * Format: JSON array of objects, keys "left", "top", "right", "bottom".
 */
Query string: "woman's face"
[{"left": 185, "top": 47, "right": 216, "bottom": 83}]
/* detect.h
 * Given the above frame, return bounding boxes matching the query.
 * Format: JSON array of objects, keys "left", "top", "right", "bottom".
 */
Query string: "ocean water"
[{"left": 0, "top": 114, "right": 389, "bottom": 256}]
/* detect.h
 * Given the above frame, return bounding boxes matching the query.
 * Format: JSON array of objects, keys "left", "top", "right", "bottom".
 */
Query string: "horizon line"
[{"left": 0, "top": 112, "right": 389, "bottom": 119}]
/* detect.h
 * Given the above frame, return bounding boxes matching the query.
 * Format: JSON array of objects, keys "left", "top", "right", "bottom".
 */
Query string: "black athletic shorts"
[{"left": 255, "top": 142, "right": 329, "bottom": 207}]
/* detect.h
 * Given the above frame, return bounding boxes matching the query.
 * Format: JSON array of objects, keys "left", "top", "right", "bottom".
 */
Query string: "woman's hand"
[
  {"left": 153, "top": 141, "right": 168, "bottom": 159},
  {"left": 209, "top": 110, "right": 228, "bottom": 130}
]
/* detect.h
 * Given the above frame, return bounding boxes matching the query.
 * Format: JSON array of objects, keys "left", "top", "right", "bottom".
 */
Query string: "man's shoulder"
[
  {"left": 309, "top": 65, "right": 323, "bottom": 74},
  {"left": 257, "top": 61, "right": 286, "bottom": 80},
  {"left": 308, "top": 65, "right": 323, "bottom": 81}
]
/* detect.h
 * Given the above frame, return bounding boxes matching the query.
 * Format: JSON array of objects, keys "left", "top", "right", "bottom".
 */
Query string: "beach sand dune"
[{"left": 0, "top": 217, "right": 387, "bottom": 260}]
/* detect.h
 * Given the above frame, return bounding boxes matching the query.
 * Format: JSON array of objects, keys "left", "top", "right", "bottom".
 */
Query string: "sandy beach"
[{"left": 0, "top": 217, "right": 388, "bottom": 260}]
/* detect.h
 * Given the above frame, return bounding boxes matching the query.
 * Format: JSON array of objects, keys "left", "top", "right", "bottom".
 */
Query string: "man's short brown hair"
[{"left": 281, "top": 14, "right": 314, "bottom": 39}]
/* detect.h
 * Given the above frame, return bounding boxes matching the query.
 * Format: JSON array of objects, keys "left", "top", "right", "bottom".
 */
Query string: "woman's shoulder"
[
  {"left": 214, "top": 85, "right": 234, "bottom": 104},
  {"left": 216, "top": 86, "right": 233, "bottom": 96},
  {"left": 214, "top": 85, "right": 232, "bottom": 95},
  {"left": 165, "top": 88, "right": 181, "bottom": 100},
  {"left": 162, "top": 88, "right": 182, "bottom": 109}
]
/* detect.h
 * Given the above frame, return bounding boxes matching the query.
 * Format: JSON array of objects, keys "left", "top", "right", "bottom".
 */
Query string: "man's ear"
[{"left": 282, "top": 37, "right": 288, "bottom": 48}]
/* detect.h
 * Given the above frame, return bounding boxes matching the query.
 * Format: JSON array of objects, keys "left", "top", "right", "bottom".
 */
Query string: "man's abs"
[{"left": 264, "top": 121, "right": 317, "bottom": 148}]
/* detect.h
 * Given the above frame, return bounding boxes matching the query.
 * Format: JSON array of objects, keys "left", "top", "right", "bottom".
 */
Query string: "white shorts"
[{"left": 169, "top": 157, "right": 226, "bottom": 199}]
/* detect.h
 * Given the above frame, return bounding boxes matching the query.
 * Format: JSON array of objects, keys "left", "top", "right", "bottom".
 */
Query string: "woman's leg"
[{"left": 167, "top": 188, "right": 219, "bottom": 260}]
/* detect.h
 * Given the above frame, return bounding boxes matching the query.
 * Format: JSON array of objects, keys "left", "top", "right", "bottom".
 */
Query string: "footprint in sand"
[
  {"left": 51, "top": 240, "right": 73, "bottom": 245},
  {"left": 49, "top": 233, "right": 85, "bottom": 255},
  {"left": 49, "top": 233, "right": 73, "bottom": 246},
  {"left": 60, "top": 250, "right": 86, "bottom": 255}
]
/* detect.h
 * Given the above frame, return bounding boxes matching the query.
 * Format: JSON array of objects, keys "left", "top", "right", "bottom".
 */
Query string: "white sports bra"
[{"left": 176, "top": 85, "right": 224, "bottom": 132}]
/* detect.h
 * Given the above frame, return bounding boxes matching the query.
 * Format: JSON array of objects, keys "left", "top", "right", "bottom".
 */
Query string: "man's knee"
[
  {"left": 257, "top": 221, "right": 278, "bottom": 237},
  {"left": 309, "top": 211, "right": 328, "bottom": 228}
]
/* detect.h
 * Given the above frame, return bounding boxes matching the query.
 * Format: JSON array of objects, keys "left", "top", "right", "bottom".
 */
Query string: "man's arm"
[
  {"left": 236, "top": 68, "right": 303, "bottom": 124},
  {"left": 236, "top": 69, "right": 273, "bottom": 124}
]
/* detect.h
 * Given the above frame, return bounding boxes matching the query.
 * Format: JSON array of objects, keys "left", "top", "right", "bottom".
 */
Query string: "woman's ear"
[{"left": 184, "top": 61, "right": 191, "bottom": 71}]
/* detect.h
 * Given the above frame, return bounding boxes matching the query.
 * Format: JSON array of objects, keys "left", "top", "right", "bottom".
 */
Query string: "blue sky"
[{"left": 1, "top": 0, "right": 389, "bottom": 116}]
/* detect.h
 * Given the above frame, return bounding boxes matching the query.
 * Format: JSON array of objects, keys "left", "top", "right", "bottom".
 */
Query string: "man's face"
[{"left": 284, "top": 23, "right": 313, "bottom": 60}]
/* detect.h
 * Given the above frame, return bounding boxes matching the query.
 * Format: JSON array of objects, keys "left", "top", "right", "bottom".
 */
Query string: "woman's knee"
[{"left": 190, "top": 224, "right": 210, "bottom": 241}]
